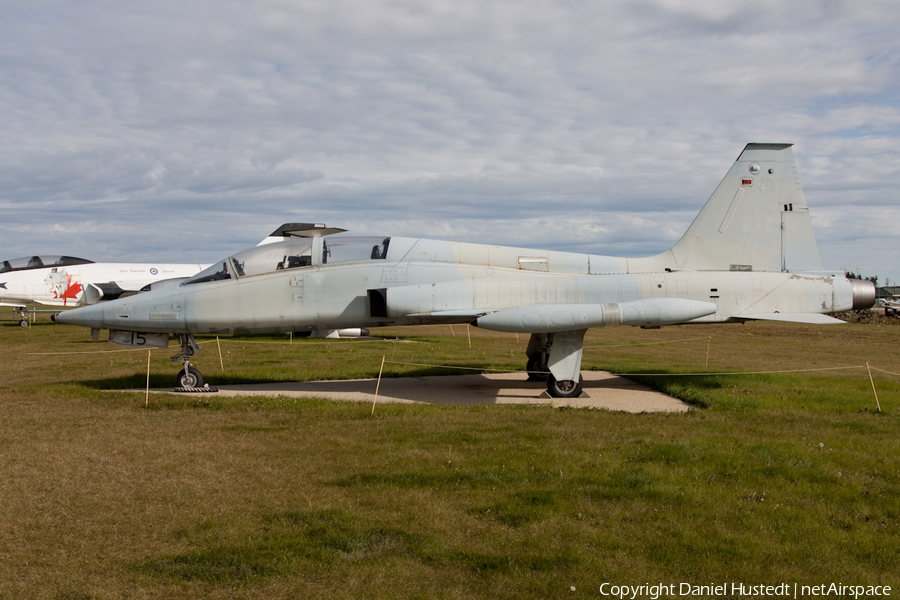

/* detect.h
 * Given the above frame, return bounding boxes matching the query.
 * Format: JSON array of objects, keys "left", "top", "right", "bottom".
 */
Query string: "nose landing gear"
[
  {"left": 176, "top": 366, "right": 204, "bottom": 389},
  {"left": 172, "top": 334, "right": 212, "bottom": 391}
]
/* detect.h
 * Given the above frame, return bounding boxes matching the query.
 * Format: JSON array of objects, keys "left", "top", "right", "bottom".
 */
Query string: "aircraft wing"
[
  {"left": 738, "top": 313, "right": 846, "bottom": 324},
  {"left": 421, "top": 309, "right": 492, "bottom": 319}
]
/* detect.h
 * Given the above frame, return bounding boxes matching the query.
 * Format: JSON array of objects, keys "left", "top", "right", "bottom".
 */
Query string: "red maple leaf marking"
[{"left": 60, "top": 273, "right": 83, "bottom": 305}]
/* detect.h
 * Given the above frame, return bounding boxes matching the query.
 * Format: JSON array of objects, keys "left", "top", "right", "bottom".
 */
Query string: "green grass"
[{"left": 1, "top": 312, "right": 899, "bottom": 598}]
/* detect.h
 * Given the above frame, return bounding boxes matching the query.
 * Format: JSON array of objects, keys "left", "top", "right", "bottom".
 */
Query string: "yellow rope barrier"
[
  {"left": 27, "top": 331, "right": 893, "bottom": 408},
  {"left": 584, "top": 336, "right": 714, "bottom": 348},
  {"left": 380, "top": 360, "right": 869, "bottom": 378},
  {"left": 28, "top": 336, "right": 407, "bottom": 354},
  {"left": 870, "top": 366, "right": 900, "bottom": 378},
  {"left": 30, "top": 347, "right": 167, "bottom": 355}
]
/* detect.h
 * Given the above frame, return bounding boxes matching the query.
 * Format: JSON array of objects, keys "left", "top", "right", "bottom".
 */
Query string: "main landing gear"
[
  {"left": 547, "top": 374, "right": 584, "bottom": 398},
  {"left": 172, "top": 334, "right": 206, "bottom": 389},
  {"left": 524, "top": 331, "right": 587, "bottom": 398},
  {"left": 15, "top": 307, "right": 29, "bottom": 327}
]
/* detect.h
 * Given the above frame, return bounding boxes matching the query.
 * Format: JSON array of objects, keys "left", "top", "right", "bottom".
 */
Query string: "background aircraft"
[
  {"left": 0, "top": 255, "right": 206, "bottom": 326},
  {"left": 56, "top": 144, "right": 876, "bottom": 396},
  {"left": 0, "top": 225, "right": 332, "bottom": 326}
]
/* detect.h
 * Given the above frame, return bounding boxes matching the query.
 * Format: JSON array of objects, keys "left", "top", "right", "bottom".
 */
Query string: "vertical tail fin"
[{"left": 665, "top": 143, "right": 822, "bottom": 273}]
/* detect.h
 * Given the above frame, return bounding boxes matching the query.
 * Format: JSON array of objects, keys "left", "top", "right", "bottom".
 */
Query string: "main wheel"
[
  {"left": 546, "top": 374, "right": 584, "bottom": 398},
  {"left": 526, "top": 354, "right": 548, "bottom": 382},
  {"left": 176, "top": 367, "right": 204, "bottom": 389},
  {"left": 19, "top": 319, "right": 29, "bottom": 327}
]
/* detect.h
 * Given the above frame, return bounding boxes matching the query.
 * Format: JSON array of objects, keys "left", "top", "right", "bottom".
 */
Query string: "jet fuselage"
[{"left": 55, "top": 235, "right": 864, "bottom": 336}]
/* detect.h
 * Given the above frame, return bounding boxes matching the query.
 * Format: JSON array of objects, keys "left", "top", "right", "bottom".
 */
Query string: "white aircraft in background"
[
  {"left": 2, "top": 226, "right": 367, "bottom": 338},
  {"left": 0, "top": 255, "right": 206, "bottom": 326}
]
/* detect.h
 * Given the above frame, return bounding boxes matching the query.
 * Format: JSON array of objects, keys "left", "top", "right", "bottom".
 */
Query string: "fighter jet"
[
  {"left": 1, "top": 255, "right": 206, "bottom": 326},
  {"left": 55, "top": 144, "right": 876, "bottom": 396},
  {"left": 0, "top": 225, "right": 323, "bottom": 326}
]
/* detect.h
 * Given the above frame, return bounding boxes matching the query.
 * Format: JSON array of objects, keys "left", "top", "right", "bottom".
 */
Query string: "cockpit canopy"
[
  {"left": 0, "top": 255, "right": 94, "bottom": 274},
  {"left": 183, "top": 236, "right": 391, "bottom": 285}
]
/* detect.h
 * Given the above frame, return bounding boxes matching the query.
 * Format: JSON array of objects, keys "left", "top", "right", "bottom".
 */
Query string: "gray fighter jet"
[{"left": 55, "top": 144, "right": 876, "bottom": 396}]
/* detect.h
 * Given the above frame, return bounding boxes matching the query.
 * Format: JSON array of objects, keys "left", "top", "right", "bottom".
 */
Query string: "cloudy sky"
[{"left": 1, "top": 0, "right": 898, "bottom": 283}]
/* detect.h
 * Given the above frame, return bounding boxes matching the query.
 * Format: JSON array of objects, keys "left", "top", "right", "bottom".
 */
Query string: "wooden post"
[
  {"left": 867, "top": 362, "right": 882, "bottom": 412},
  {"left": 372, "top": 356, "right": 386, "bottom": 415},
  {"left": 145, "top": 350, "right": 151, "bottom": 407},
  {"left": 216, "top": 336, "right": 224, "bottom": 371}
]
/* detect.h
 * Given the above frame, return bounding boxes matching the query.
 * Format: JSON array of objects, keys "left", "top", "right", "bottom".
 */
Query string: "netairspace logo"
[{"left": 598, "top": 583, "right": 892, "bottom": 599}]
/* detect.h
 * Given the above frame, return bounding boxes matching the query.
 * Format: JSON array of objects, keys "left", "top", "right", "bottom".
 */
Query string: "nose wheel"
[
  {"left": 172, "top": 334, "right": 211, "bottom": 391},
  {"left": 176, "top": 366, "right": 204, "bottom": 389}
]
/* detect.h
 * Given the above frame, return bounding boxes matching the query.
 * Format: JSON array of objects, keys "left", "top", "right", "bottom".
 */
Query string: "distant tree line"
[{"left": 845, "top": 271, "right": 879, "bottom": 286}]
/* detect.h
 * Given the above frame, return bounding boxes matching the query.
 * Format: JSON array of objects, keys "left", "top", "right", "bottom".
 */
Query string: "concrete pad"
[{"left": 173, "top": 370, "right": 689, "bottom": 413}]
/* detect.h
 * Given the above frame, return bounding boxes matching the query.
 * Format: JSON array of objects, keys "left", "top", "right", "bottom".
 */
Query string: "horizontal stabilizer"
[{"left": 740, "top": 313, "right": 846, "bottom": 324}]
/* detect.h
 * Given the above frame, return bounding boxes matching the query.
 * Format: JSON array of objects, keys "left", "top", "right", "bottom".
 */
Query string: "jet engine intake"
[{"left": 83, "top": 282, "right": 126, "bottom": 305}]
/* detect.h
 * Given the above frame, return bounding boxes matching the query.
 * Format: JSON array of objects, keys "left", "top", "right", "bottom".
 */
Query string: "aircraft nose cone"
[{"left": 53, "top": 304, "right": 106, "bottom": 328}]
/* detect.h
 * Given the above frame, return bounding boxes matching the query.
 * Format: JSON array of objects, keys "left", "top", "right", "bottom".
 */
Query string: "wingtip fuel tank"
[{"left": 472, "top": 299, "right": 718, "bottom": 333}]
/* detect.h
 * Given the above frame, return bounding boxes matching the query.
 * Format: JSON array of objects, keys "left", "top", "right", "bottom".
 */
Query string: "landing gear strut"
[
  {"left": 525, "top": 333, "right": 551, "bottom": 382},
  {"left": 172, "top": 334, "right": 204, "bottom": 389},
  {"left": 16, "top": 307, "right": 29, "bottom": 327},
  {"left": 525, "top": 330, "right": 587, "bottom": 398}
]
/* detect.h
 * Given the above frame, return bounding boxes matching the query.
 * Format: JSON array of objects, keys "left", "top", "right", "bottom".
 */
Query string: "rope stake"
[
  {"left": 372, "top": 355, "right": 386, "bottom": 415},
  {"left": 145, "top": 350, "right": 151, "bottom": 407},
  {"left": 867, "top": 362, "right": 882, "bottom": 412}
]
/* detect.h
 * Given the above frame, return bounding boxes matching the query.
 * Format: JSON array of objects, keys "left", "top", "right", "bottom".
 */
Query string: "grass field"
[{"left": 1, "top": 311, "right": 898, "bottom": 599}]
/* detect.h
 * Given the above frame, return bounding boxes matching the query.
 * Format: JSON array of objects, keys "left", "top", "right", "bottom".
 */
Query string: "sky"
[{"left": 1, "top": 0, "right": 898, "bottom": 284}]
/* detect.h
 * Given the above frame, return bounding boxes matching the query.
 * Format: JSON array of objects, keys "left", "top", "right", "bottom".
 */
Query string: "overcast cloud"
[{"left": 1, "top": 0, "right": 898, "bottom": 282}]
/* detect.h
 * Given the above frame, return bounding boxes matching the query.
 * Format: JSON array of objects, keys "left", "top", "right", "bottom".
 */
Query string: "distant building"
[{"left": 876, "top": 287, "right": 900, "bottom": 302}]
